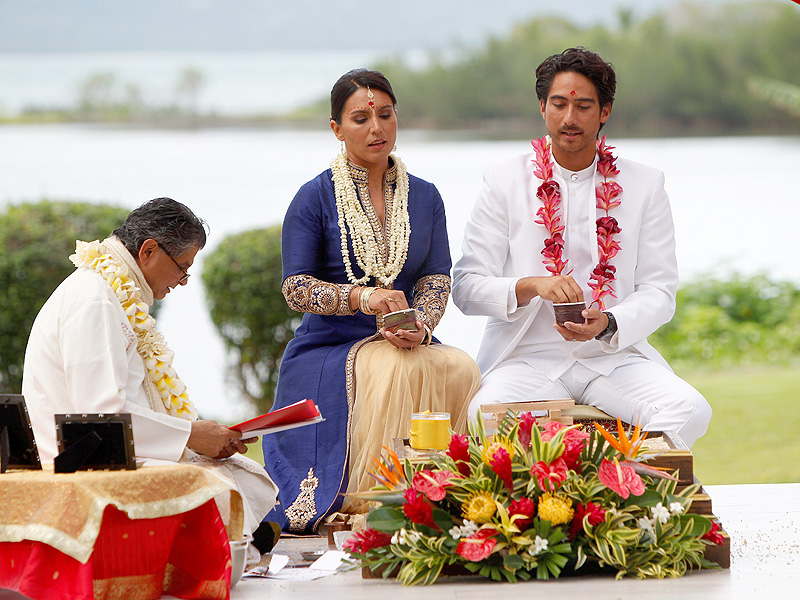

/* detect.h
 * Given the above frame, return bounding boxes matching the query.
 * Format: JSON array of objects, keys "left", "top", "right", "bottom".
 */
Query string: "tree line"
[{"left": 370, "top": 1, "right": 800, "bottom": 137}]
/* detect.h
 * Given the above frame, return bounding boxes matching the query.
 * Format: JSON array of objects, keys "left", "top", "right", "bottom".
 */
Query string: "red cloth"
[{"left": 0, "top": 500, "right": 231, "bottom": 600}]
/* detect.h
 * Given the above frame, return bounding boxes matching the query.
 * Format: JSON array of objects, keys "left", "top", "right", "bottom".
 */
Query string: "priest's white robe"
[{"left": 22, "top": 267, "right": 277, "bottom": 535}]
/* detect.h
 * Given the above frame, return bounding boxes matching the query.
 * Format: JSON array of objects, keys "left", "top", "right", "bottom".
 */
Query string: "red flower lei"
[{"left": 531, "top": 135, "right": 622, "bottom": 309}]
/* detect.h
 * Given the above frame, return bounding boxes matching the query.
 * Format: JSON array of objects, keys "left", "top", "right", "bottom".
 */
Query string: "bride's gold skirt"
[{"left": 341, "top": 339, "right": 480, "bottom": 514}]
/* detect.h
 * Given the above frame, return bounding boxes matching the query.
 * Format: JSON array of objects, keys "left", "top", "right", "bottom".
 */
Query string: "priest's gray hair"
[{"left": 113, "top": 197, "right": 208, "bottom": 258}]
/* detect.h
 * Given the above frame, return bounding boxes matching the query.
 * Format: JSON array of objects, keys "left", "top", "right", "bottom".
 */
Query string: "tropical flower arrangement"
[{"left": 343, "top": 412, "right": 723, "bottom": 585}]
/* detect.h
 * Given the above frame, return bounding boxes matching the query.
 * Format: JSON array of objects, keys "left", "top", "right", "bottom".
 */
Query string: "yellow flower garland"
[{"left": 70, "top": 240, "right": 197, "bottom": 420}]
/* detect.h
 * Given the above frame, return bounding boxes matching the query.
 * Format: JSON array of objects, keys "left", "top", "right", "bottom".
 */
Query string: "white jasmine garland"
[
  {"left": 330, "top": 152, "right": 411, "bottom": 285},
  {"left": 70, "top": 240, "right": 197, "bottom": 420}
]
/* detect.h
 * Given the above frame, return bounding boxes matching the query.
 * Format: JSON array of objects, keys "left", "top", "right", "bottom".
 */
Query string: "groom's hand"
[
  {"left": 556, "top": 308, "right": 608, "bottom": 342},
  {"left": 516, "top": 275, "right": 584, "bottom": 305}
]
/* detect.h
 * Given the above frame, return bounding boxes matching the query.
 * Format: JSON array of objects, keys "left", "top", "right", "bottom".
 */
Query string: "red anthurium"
[
  {"left": 509, "top": 497, "right": 536, "bottom": 530},
  {"left": 530, "top": 457, "right": 568, "bottom": 492},
  {"left": 456, "top": 528, "right": 498, "bottom": 562},
  {"left": 343, "top": 528, "right": 393, "bottom": 554},
  {"left": 598, "top": 458, "right": 645, "bottom": 499},
  {"left": 447, "top": 433, "right": 471, "bottom": 477},
  {"left": 412, "top": 469, "right": 459, "bottom": 502},
  {"left": 403, "top": 488, "right": 439, "bottom": 529}
]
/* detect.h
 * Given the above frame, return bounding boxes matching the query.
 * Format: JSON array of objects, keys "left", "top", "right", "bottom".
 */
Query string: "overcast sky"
[{"left": 0, "top": 0, "right": 751, "bottom": 53}]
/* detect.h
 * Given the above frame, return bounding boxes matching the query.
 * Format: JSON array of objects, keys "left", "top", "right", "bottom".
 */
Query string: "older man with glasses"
[{"left": 21, "top": 197, "right": 278, "bottom": 554}]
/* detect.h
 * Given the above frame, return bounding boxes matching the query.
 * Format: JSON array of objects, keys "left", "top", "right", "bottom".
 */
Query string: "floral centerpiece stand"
[{"left": 344, "top": 412, "right": 728, "bottom": 585}]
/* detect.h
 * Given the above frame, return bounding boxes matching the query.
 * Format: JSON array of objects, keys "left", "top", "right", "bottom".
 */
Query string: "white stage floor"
[{"left": 224, "top": 483, "right": 800, "bottom": 600}]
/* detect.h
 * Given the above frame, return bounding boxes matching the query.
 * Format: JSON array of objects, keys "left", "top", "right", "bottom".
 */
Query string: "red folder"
[{"left": 229, "top": 399, "right": 323, "bottom": 436}]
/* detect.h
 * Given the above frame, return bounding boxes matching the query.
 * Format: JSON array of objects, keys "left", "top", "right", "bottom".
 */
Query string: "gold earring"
[{"left": 340, "top": 139, "right": 346, "bottom": 155}]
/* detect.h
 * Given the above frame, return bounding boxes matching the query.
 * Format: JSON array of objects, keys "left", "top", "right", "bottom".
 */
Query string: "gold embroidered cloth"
[{"left": 0, "top": 463, "right": 236, "bottom": 563}]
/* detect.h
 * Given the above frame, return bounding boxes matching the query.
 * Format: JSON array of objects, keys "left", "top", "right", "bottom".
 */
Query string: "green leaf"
[
  {"left": 432, "top": 508, "right": 456, "bottom": 532},
  {"left": 503, "top": 553, "right": 524, "bottom": 570},
  {"left": 367, "top": 506, "right": 406, "bottom": 532}
]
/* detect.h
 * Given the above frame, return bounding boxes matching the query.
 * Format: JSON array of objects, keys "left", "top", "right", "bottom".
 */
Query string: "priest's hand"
[
  {"left": 516, "top": 275, "right": 584, "bottom": 306},
  {"left": 188, "top": 420, "right": 249, "bottom": 459},
  {"left": 555, "top": 307, "right": 608, "bottom": 342}
]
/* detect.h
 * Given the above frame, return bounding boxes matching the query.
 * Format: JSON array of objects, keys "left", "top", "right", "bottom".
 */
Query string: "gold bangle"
[
  {"left": 359, "top": 287, "right": 376, "bottom": 315},
  {"left": 422, "top": 324, "right": 433, "bottom": 347}
]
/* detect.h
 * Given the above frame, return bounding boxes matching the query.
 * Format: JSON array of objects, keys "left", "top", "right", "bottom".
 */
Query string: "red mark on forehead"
[{"left": 570, "top": 90, "right": 577, "bottom": 96}]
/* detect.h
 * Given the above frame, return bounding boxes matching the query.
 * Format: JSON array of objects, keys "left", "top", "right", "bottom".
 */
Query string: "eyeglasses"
[{"left": 157, "top": 242, "right": 191, "bottom": 283}]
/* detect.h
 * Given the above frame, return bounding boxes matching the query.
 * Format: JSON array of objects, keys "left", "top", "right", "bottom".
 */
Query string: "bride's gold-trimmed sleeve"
[
  {"left": 282, "top": 274, "right": 356, "bottom": 316},
  {"left": 412, "top": 274, "right": 451, "bottom": 330}
]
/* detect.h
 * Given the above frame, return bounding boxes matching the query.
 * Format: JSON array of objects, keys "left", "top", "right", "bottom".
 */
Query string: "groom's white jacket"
[{"left": 452, "top": 151, "right": 678, "bottom": 377}]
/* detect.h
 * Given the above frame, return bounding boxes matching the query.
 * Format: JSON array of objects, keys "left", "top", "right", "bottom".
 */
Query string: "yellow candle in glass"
[{"left": 409, "top": 412, "right": 451, "bottom": 450}]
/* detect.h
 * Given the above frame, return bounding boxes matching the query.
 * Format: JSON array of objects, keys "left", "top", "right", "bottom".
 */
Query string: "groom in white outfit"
[{"left": 452, "top": 47, "right": 711, "bottom": 447}]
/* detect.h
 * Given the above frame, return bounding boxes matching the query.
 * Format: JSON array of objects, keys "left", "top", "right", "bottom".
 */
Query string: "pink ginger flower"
[
  {"left": 343, "top": 528, "right": 393, "bottom": 554},
  {"left": 403, "top": 488, "right": 439, "bottom": 530},
  {"left": 488, "top": 446, "right": 514, "bottom": 492},
  {"left": 702, "top": 520, "right": 725, "bottom": 546},
  {"left": 569, "top": 502, "right": 607, "bottom": 539},
  {"left": 518, "top": 412, "right": 536, "bottom": 448},
  {"left": 447, "top": 433, "right": 471, "bottom": 477}
]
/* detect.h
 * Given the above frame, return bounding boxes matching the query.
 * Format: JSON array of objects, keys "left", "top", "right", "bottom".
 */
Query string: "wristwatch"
[{"left": 595, "top": 311, "right": 617, "bottom": 342}]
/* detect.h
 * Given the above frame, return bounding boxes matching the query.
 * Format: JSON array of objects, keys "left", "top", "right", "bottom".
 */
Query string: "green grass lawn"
[
  {"left": 682, "top": 364, "right": 800, "bottom": 484},
  {"left": 242, "top": 364, "right": 800, "bottom": 485}
]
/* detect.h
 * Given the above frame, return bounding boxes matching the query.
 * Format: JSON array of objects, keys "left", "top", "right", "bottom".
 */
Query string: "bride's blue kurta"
[{"left": 262, "top": 167, "right": 451, "bottom": 533}]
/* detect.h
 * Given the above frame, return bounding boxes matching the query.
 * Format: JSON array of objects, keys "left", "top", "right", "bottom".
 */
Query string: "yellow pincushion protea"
[
  {"left": 538, "top": 493, "right": 574, "bottom": 526},
  {"left": 481, "top": 438, "right": 515, "bottom": 465},
  {"left": 462, "top": 491, "right": 497, "bottom": 524}
]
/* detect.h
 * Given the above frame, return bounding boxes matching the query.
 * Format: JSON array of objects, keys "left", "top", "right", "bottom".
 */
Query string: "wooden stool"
[{"left": 480, "top": 399, "right": 576, "bottom": 432}]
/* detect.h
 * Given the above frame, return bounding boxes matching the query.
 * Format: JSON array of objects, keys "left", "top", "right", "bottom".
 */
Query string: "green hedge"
[
  {"left": 0, "top": 200, "right": 130, "bottom": 392},
  {"left": 650, "top": 273, "right": 800, "bottom": 369}
]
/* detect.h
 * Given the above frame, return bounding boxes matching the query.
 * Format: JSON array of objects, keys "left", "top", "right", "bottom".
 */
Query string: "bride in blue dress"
[{"left": 262, "top": 69, "right": 480, "bottom": 534}]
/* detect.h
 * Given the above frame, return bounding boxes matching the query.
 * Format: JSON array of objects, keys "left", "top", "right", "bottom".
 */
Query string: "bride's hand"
[
  {"left": 381, "top": 320, "right": 426, "bottom": 349},
  {"left": 368, "top": 288, "right": 409, "bottom": 314}
]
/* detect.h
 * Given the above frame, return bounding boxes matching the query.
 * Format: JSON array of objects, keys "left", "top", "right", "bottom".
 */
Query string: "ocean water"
[
  {"left": 0, "top": 50, "right": 378, "bottom": 115},
  {"left": 2, "top": 124, "right": 799, "bottom": 421}
]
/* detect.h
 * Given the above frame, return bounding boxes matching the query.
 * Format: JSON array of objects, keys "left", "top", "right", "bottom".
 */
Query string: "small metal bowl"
[{"left": 301, "top": 550, "right": 325, "bottom": 562}]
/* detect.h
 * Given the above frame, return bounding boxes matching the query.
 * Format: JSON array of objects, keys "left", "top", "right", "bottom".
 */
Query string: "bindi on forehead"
[
  {"left": 570, "top": 90, "right": 577, "bottom": 96},
  {"left": 346, "top": 102, "right": 393, "bottom": 116}
]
